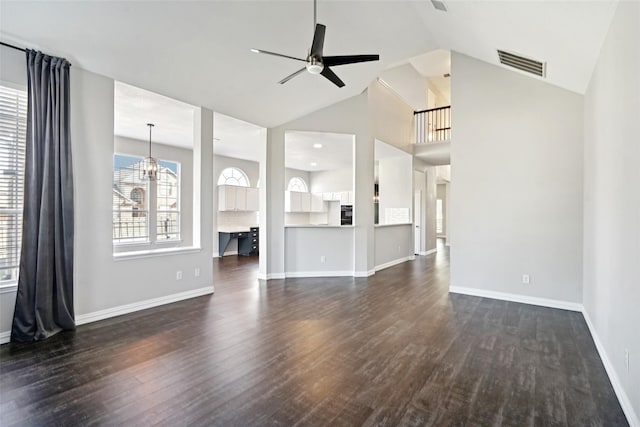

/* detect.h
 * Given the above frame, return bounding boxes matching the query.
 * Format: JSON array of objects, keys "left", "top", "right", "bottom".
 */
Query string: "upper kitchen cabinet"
[
  {"left": 218, "top": 185, "right": 259, "bottom": 211},
  {"left": 245, "top": 187, "right": 259, "bottom": 211},
  {"left": 285, "top": 191, "right": 326, "bottom": 213}
]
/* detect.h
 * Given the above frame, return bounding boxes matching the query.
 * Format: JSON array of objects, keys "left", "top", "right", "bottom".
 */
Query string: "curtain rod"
[
  {"left": 0, "top": 41, "right": 26, "bottom": 53},
  {"left": 1, "top": 41, "right": 72, "bottom": 66}
]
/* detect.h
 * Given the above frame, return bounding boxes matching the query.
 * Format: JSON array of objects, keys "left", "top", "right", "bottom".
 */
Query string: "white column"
[{"left": 260, "top": 127, "right": 285, "bottom": 279}]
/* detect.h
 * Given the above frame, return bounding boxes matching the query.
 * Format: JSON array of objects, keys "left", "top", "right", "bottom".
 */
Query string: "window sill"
[
  {"left": 113, "top": 246, "right": 201, "bottom": 261},
  {"left": 0, "top": 283, "right": 18, "bottom": 294}
]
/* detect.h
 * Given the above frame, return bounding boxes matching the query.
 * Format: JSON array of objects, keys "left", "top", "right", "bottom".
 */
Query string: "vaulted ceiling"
[{"left": 1, "top": 1, "right": 617, "bottom": 128}]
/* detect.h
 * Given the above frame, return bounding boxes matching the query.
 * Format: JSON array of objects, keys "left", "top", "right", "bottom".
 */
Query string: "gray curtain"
[{"left": 11, "top": 50, "right": 75, "bottom": 342}]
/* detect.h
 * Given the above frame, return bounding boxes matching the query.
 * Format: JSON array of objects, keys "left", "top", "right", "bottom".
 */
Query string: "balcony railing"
[{"left": 415, "top": 106, "right": 451, "bottom": 144}]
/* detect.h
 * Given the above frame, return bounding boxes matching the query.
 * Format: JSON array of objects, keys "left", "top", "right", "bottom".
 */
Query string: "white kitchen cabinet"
[
  {"left": 300, "top": 192, "right": 312, "bottom": 212},
  {"left": 311, "top": 193, "right": 325, "bottom": 212},
  {"left": 285, "top": 191, "right": 302, "bottom": 212},
  {"left": 235, "top": 186, "right": 247, "bottom": 210},
  {"left": 218, "top": 185, "right": 257, "bottom": 211},
  {"left": 322, "top": 192, "right": 333, "bottom": 201},
  {"left": 286, "top": 191, "right": 323, "bottom": 212},
  {"left": 338, "top": 191, "right": 353, "bottom": 205},
  {"left": 245, "top": 187, "right": 259, "bottom": 211}
]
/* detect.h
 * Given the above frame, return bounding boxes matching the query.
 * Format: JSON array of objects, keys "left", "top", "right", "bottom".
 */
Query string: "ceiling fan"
[{"left": 250, "top": 0, "right": 380, "bottom": 88}]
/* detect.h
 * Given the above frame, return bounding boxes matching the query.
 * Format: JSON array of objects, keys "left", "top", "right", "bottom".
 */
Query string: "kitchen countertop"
[
  {"left": 218, "top": 226, "right": 258, "bottom": 233},
  {"left": 284, "top": 224, "right": 354, "bottom": 228}
]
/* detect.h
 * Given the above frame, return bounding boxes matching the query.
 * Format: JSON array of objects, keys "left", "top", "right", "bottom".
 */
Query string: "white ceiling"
[
  {"left": 414, "top": 141, "right": 451, "bottom": 166},
  {"left": 375, "top": 139, "right": 411, "bottom": 161},
  {"left": 286, "top": 131, "right": 354, "bottom": 172},
  {"left": 0, "top": 1, "right": 617, "bottom": 128},
  {"left": 213, "top": 112, "right": 265, "bottom": 162},
  {"left": 114, "top": 81, "right": 196, "bottom": 148}
]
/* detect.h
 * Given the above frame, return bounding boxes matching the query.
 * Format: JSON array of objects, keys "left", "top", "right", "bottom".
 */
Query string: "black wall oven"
[{"left": 341, "top": 205, "right": 353, "bottom": 225}]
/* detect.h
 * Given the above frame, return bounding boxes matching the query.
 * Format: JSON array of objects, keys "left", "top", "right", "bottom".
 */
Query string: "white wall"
[
  {"left": 450, "top": 52, "right": 584, "bottom": 304},
  {"left": 583, "top": 2, "right": 640, "bottom": 424},
  {"left": 424, "top": 167, "right": 437, "bottom": 252},
  {"left": 0, "top": 48, "right": 214, "bottom": 340},
  {"left": 378, "top": 155, "right": 413, "bottom": 224},
  {"left": 284, "top": 227, "right": 354, "bottom": 276},
  {"left": 309, "top": 167, "right": 353, "bottom": 193},
  {"left": 374, "top": 225, "right": 414, "bottom": 269},
  {"left": 268, "top": 92, "right": 373, "bottom": 277},
  {"left": 369, "top": 80, "right": 415, "bottom": 151},
  {"left": 437, "top": 184, "right": 447, "bottom": 237}
]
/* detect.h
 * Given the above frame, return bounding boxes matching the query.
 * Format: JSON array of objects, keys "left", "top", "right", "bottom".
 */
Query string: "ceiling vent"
[
  {"left": 431, "top": 0, "right": 447, "bottom": 12},
  {"left": 497, "top": 50, "right": 546, "bottom": 78}
]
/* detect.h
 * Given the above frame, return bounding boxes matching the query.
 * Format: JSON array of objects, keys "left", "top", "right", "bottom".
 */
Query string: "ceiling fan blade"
[
  {"left": 278, "top": 67, "right": 307, "bottom": 84},
  {"left": 320, "top": 67, "right": 345, "bottom": 88},
  {"left": 310, "top": 24, "right": 326, "bottom": 58},
  {"left": 323, "top": 54, "right": 380, "bottom": 67},
  {"left": 250, "top": 49, "right": 306, "bottom": 62}
]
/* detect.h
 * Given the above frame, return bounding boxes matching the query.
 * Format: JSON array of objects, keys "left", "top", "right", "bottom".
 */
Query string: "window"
[
  {"left": 287, "top": 177, "right": 308, "bottom": 193},
  {"left": 436, "top": 199, "right": 443, "bottom": 233},
  {"left": 112, "top": 154, "right": 181, "bottom": 246},
  {"left": 0, "top": 85, "right": 27, "bottom": 284},
  {"left": 157, "top": 160, "right": 180, "bottom": 240},
  {"left": 113, "top": 154, "right": 149, "bottom": 243},
  {"left": 218, "top": 167, "right": 249, "bottom": 187}
]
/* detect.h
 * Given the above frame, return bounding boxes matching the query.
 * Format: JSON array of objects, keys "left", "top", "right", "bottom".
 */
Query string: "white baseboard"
[
  {"left": 448, "top": 286, "right": 583, "bottom": 312},
  {"left": 420, "top": 248, "right": 437, "bottom": 256},
  {"left": 257, "top": 272, "right": 285, "bottom": 280},
  {"left": 354, "top": 269, "right": 375, "bottom": 278},
  {"left": 375, "top": 255, "right": 414, "bottom": 272},
  {"left": 582, "top": 309, "right": 639, "bottom": 427},
  {"left": 1, "top": 286, "right": 214, "bottom": 345},
  {"left": 76, "top": 286, "right": 214, "bottom": 325},
  {"left": 285, "top": 270, "right": 353, "bottom": 278}
]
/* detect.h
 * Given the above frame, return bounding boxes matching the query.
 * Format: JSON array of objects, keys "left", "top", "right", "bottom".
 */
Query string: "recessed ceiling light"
[
  {"left": 310, "top": 162, "right": 317, "bottom": 167},
  {"left": 313, "top": 143, "right": 323, "bottom": 148}
]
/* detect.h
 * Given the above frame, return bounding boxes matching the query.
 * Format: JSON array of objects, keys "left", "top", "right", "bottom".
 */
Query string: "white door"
[{"left": 414, "top": 191, "right": 422, "bottom": 255}]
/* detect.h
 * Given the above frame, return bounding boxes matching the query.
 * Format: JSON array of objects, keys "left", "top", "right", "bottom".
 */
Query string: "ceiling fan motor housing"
[{"left": 306, "top": 56, "right": 324, "bottom": 74}]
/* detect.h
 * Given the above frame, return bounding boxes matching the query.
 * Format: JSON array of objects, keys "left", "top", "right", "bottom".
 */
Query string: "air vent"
[
  {"left": 497, "top": 50, "right": 546, "bottom": 77},
  {"left": 431, "top": 0, "right": 447, "bottom": 12}
]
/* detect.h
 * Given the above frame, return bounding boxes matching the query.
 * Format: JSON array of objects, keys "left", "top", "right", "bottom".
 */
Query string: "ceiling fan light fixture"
[{"left": 306, "top": 58, "right": 324, "bottom": 74}]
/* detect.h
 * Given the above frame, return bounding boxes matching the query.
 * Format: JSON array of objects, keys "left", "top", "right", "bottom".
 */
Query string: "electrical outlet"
[
  {"left": 176, "top": 270, "right": 183, "bottom": 280},
  {"left": 522, "top": 274, "right": 530, "bottom": 284},
  {"left": 625, "top": 349, "right": 630, "bottom": 372},
  {"left": 194, "top": 268, "right": 200, "bottom": 277},
  {"left": 320, "top": 256, "right": 326, "bottom": 263},
  {"left": 397, "top": 245, "right": 401, "bottom": 253}
]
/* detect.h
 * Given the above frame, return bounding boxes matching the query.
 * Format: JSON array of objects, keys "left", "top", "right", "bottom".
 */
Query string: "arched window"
[
  {"left": 287, "top": 177, "right": 308, "bottom": 193},
  {"left": 218, "top": 167, "right": 249, "bottom": 187},
  {"left": 130, "top": 187, "right": 145, "bottom": 208}
]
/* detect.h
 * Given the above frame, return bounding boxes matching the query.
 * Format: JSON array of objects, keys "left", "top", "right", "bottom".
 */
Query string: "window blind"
[{"left": 0, "top": 85, "right": 27, "bottom": 283}]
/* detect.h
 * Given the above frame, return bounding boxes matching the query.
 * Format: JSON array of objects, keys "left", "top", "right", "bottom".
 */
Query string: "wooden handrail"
[{"left": 414, "top": 105, "right": 451, "bottom": 115}]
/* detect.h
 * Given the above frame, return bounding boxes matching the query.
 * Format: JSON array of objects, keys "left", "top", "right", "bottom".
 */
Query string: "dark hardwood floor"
[{"left": 0, "top": 244, "right": 628, "bottom": 426}]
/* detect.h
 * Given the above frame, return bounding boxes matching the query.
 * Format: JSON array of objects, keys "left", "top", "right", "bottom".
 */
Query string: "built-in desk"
[{"left": 218, "top": 226, "right": 259, "bottom": 257}]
